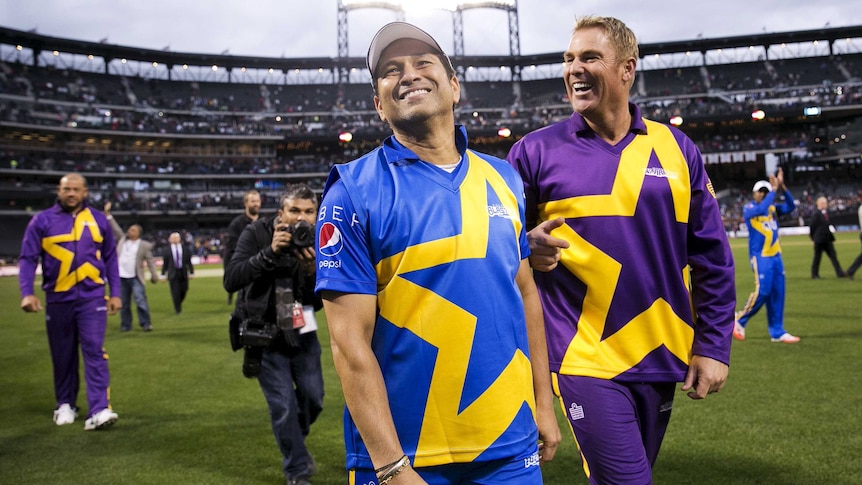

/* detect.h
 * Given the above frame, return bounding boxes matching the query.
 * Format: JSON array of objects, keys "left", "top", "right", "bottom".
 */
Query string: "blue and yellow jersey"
[
  {"left": 18, "top": 201, "right": 120, "bottom": 303},
  {"left": 315, "top": 126, "right": 539, "bottom": 470},
  {"left": 508, "top": 104, "right": 735, "bottom": 383},
  {"left": 743, "top": 189, "right": 796, "bottom": 258}
]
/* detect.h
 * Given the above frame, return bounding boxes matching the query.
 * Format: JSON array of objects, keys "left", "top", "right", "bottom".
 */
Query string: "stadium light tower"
[
  {"left": 337, "top": 0, "right": 407, "bottom": 86},
  {"left": 336, "top": 0, "right": 521, "bottom": 83}
]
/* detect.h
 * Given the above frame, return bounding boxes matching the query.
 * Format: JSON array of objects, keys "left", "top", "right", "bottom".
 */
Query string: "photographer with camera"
[{"left": 223, "top": 184, "right": 323, "bottom": 485}]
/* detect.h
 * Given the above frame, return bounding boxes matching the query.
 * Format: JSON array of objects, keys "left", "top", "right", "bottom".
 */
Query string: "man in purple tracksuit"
[{"left": 18, "top": 173, "right": 122, "bottom": 430}]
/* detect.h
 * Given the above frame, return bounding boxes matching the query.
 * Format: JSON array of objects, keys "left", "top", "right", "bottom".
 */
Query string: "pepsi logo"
[{"left": 318, "top": 222, "right": 343, "bottom": 257}]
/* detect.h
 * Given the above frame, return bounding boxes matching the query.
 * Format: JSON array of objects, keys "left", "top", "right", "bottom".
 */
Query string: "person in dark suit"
[
  {"left": 847, "top": 232, "right": 862, "bottom": 279},
  {"left": 809, "top": 196, "right": 846, "bottom": 279},
  {"left": 162, "top": 232, "right": 194, "bottom": 314}
]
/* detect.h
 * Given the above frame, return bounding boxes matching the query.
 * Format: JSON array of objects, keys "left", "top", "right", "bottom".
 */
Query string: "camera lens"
[
  {"left": 290, "top": 221, "right": 315, "bottom": 249},
  {"left": 242, "top": 347, "right": 263, "bottom": 378}
]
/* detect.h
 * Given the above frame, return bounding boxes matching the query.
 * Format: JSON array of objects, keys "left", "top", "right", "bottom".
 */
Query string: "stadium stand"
[{"left": 1, "top": 25, "right": 861, "bottom": 260}]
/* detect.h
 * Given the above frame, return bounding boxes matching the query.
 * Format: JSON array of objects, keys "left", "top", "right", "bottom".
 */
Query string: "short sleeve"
[{"left": 315, "top": 178, "right": 378, "bottom": 296}]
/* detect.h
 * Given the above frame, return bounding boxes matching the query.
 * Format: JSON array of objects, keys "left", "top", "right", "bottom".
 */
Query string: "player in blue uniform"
[
  {"left": 734, "top": 170, "right": 801, "bottom": 343},
  {"left": 315, "top": 22, "right": 560, "bottom": 485},
  {"left": 507, "top": 16, "right": 735, "bottom": 484}
]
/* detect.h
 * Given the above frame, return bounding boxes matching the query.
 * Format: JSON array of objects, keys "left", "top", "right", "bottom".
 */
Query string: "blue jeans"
[
  {"left": 258, "top": 331, "right": 324, "bottom": 480},
  {"left": 120, "top": 277, "right": 151, "bottom": 330}
]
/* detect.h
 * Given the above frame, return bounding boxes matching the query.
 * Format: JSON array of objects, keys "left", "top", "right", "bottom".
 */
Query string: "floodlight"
[{"left": 803, "top": 106, "right": 821, "bottom": 117}]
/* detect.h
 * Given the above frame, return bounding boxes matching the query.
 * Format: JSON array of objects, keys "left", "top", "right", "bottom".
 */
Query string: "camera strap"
[{"left": 274, "top": 277, "right": 301, "bottom": 348}]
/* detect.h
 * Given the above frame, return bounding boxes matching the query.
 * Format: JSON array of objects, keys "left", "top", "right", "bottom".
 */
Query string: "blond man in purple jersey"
[{"left": 507, "top": 16, "right": 735, "bottom": 484}]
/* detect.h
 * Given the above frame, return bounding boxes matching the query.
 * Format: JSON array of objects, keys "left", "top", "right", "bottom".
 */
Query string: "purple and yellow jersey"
[
  {"left": 507, "top": 104, "right": 735, "bottom": 383},
  {"left": 315, "top": 127, "right": 539, "bottom": 470},
  {"left": 743, "top": 189, "right": 795, "bottom": 258},
  {"left": 18, "top": 201, "right": 120, "bottom": 303}
]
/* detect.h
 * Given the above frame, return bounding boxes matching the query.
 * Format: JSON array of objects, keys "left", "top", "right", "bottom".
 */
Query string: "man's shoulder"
[
  {"left": 229, "top": 213, "right": 251, "bottom": 228},
  {"left": 33, "top": 204, "right": 61, "bottom": 220},
  {"left": 342, "top": 146, "right": 386, "bottom": 171},
  {"left": 324, "top": 147, "right": 387, "bottom": 192},
  {"left": 244, "top": 217, "right": 274, "bottom": 242},
  {"left": 467, "top": 149, "right": 520, "bottom": 179},
  {"left": 520, "top": 118, "right": 571, "bottom": 142}
]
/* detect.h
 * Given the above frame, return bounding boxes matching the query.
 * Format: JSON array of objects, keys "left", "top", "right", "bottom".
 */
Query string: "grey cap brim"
[{"left": 366, "top": 21, "right": 453, "bottom": 78}]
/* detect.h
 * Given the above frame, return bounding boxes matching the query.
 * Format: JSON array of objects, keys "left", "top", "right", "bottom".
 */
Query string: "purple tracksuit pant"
[
  {"left": 45, "top": 297, "right": 111, "bottom": 418},
  {"left": 557, "top": 374, "right": 676, "bottom": 485}
]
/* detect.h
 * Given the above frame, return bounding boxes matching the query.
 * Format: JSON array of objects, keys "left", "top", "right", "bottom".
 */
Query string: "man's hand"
[
  {"left": 107, "top": 296, "right": 122, "bottom": 315},
  {"left": 681, "top": 355, "right": 728, "bottom": 400},
  {"left": 769, "top": 167, "right": 786, "bottom": 191},
  {"left": 103, "top": 201, "right": 112, "bottom": 215},
  {"left": 536, "top": 401, "right": 561, "bottom": 465},
  {"left": 271, "top": 222, "right": 293, "bottom": 254},
  {"left": 527, "top": 217, "right": 570, "bottom": 272},
  {"left": 21, "top": 295, "right": 43, "bottom": 312},
  {"left": 297, "top": 246, "right": 316, "bottom": 275}
]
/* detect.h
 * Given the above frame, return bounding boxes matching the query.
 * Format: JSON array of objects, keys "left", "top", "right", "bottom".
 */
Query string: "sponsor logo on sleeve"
[{"left": 318, "top": 222, "right": 343, "bottom": 257}]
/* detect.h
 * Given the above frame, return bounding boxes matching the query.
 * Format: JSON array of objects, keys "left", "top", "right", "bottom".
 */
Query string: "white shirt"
[{"left": 119, "top": 239, "right": 140, "bottom": 279}]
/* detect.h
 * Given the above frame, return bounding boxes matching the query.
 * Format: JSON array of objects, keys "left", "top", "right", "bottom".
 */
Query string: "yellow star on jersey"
[{"left": 41, "top": 209, "right": 106, "bottom": 292}]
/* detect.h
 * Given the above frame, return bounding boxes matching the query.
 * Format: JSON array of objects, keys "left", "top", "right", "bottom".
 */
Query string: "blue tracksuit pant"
[{"left": 736, "top": 254, "right": 788, "bottom": 339}]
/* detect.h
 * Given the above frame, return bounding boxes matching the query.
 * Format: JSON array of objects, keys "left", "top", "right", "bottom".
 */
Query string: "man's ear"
[
  {"left": 450, "top": 75, "right": 461, "bottom": 106},
  {"left": 373, "top": 95, "right": 387, "bottom": 122},
  {"left": 622, "top": 57, "right": 636, "bottom": 83}
]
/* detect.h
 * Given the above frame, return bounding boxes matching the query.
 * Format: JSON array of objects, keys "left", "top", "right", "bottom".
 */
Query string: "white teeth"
[
  {"left": 572, "top": 82, "right": 591, "bottom": 91},
  {"left": 403, "top": 89, "right": 430, "bottom": 99}
]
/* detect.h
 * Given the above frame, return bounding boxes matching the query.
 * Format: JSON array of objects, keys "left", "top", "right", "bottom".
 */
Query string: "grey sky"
[{"left": 3, "top": 0, "right": 859, "bottom": 58}]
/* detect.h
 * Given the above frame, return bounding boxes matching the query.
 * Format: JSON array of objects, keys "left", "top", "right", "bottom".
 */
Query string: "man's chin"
[
  {"left": 572, "top": 101, "right": 601, "bottom": 118},
  {"left": 60, "top": 201, "right": 81, "bottom": 212}
]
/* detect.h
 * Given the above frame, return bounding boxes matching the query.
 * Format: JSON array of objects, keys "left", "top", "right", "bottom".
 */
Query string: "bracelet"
[
  {"left": 376, "top": 455, "right": 410, "bottom": 485},
  {"left": 374, "top": 455, "right": 406, "bottom": 474}
]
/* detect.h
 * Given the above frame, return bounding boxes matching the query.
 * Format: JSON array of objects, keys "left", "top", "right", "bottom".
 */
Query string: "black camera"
[
  {"left": 237, "top": 317, "right": 279, "bottom": 378},
  {"left": 238, "top": 316, "right": 279, "bottom": 348},
  {"left": 287, "top": 220, "right": 315, "bottom": 249}
]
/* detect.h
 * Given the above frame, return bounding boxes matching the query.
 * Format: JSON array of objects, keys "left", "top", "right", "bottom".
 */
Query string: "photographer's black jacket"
[{"left": 223, "top": 216, "right": 322, "bottom": 343}]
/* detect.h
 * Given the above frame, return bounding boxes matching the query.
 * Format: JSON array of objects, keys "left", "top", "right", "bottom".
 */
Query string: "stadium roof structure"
[{"left": 1, "top": 24, "right": 861, "bottom": 82}]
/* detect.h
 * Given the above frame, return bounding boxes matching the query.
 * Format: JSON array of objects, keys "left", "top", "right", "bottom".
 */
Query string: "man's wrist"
[{"left": 259, "top": 248, "right": 276, "bottom": 267}]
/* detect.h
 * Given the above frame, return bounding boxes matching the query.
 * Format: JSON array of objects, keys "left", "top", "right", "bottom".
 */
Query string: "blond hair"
[{"left": 574, "top": 16, "right": 639, "bottom": 62}]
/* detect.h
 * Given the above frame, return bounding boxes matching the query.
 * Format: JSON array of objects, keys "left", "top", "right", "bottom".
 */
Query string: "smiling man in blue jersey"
[
  {"left": 506, "top": 16, "right": 736, "bottom": 484},
  {"left": 315, "top": 21, "right": 560, "bottom": 485}
]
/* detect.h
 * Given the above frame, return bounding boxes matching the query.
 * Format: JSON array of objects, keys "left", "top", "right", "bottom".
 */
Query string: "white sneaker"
[
  {"left": 53, "top": 403, "right": 77, "bottom": 426},
  {"left": 84, "top": 408, "right": 118, "bottom": 431},
  {"left": 771, "top": 333, "right": 801, "bottom": 344},
  {"left": 732, "top": 320, "right": 746, "bottom": 341}
]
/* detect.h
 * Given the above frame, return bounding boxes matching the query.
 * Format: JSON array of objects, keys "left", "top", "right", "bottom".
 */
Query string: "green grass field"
[{"left": 1, "top": 233, "right": 860, "bottom": 484}]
